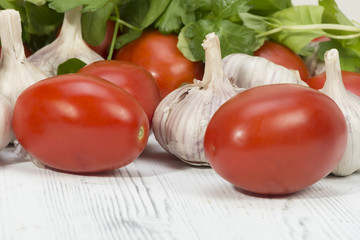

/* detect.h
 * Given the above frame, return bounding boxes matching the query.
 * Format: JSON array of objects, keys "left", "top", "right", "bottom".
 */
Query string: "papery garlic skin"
[
  {"left": 223, "top": 53, "right": 308, "bottom": 88},
  {"left": 0, "top": 96, "right": 12, "bottom": 150},
  {"left": 28, "top": 6, "right": 103, "bottom": 77},
  {"left": 0, "top": 9, "right": 48, "bottom": 109},
  {"left": 320, "top": 49, "right": 360, "bottom": 176},
  {"left": 153, "top": 33, "right": 244, "bottom": 166}
]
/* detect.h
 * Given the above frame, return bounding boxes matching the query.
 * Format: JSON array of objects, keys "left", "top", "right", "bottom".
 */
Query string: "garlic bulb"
[
  {"left": 28, "top": 6, "right": 103, "bottom": 77},
  {"left": 0, "top": 95, "right": 12, "bottom": 150},
  {"left": 320, "top": 49, "right": 360, "bottom": 176},
  {"left": 0, "top": 9, "right": 48, "bottom": 110},
  {"left": 223, "top": 53, "right": 308, "bottom": 88},
  {"left": 152, "top": 32, "right": 244, "bottom": 166}
]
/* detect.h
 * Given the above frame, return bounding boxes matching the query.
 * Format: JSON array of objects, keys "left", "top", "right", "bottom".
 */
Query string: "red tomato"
[
  {"left": 307, "top": 71, "right": 360, "bottom": 96},
  {"left": 311, "top": 36, "right": 331, "bottom": 42},
  {"left": 115, "top": 30, "right": 204, "bottom": 98},
  {"left": 12, "top": 74, "right": 149, "bottom": 173},
  {"left": 88, "top": 20, "right": 116, "bottom": 58},
  {"left": 78, "top": 60, "right": 161, "bottom": 124},
  {"left": 254, "top": 41, "right": 310, "bottom": 81},
  {"left": 204, "top": 84, "right": 347, "bottom": 195}
]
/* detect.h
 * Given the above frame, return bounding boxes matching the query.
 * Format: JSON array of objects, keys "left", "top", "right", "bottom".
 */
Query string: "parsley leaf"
[
  {"left": 178, "top": 19, "right": 257, "bottom": 62},
  {"left": 155, "top": 0, "right": 195, "bottom": 34}
]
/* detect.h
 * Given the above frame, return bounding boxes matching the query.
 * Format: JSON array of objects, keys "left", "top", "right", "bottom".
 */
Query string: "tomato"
[
  {"left": 12, "top": 74, "right": 149, "bottom": 173},
  {"left": 88, "top": 20, "right": 116, "bottom": 58},
  {"left": 311, "top": 36, "right": 331, "bottom": 42},
  {"left": 115, "top": 30, "right": 204, "bottom": 98},
  {"left": 254, "top": 41, "right": 310, "bottom": 81},
  {"left": 78, "top": 60, "right": 161, "bottom": 124},
  {"left": 307, "top": 71, "right": 360, "bottom": 96},
  {"left": 204, "top": 84, "right": 347, "bottom": 195}
]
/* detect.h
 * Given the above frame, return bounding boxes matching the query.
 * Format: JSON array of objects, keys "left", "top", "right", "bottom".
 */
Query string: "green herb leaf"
[
  {"left": 239, "top": 12, "right": 272, "bottom": 33},
  {"left": 178, "top": 19, "right": 257, "bottom": 62},
  {"left": 57, "top": 58, "right": 87, "bottom": 75},
  {"left": 268, "top": 5, "right": 326, "bottom": 52},
  {"left": 46, "top": 0, "right": 108, "bottom": 13},
  {"left": 185, "top": 0, "right": 250, "bottom": 20},
  {"left": 120, "top": 0, "right": 170, "bottom": 29},
  {"left": 26, "top": 0, "right": 46, "bottom": 5},
  {"left": 319, "top": 0, "right": 353, "bottom": 26},
  {"left": 316, "top": 0, "right": 360, "bottom": 72},
  {"left": 115, "top": 29, "right": 142, "bottom": 49},
  {"left": 82, "top": 2, "right": 114, "bottom": 46},
  {"left": 239, "top": 12, "right": 273, "bottom": 48},
  {"left": 155, "top": 0, "right": 195, "bottom": 34},
  {"left": 25, "top": 2, "right": 63, "bottom": 36},
  {"left": 248, "top": 0, "right": 292, "bottom": 16},
  {"left": 318, "top": 40, "right": 360, "bottom": 72}
]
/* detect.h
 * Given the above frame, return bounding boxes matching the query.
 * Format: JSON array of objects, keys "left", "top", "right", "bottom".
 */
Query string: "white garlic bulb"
[
  {"left": 28, "top": 6, "right": 103, "bottom": 77},
  {"left": 320, "top": 49, "right": 360, "bottom": 176},
  {"left": 0, "top": 9, "right": 48, "bottom": 109},
  {"left": 152, "top": 32, "right": 244, "bottom": 166},
  {"left": 0, "top": 95, "right": 12, "bottom": 150},
  {"left": 222, "top": 53, "right": 308, "bottom": 88}
]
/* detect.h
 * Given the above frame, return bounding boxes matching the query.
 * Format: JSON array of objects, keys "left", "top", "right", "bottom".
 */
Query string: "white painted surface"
[{"left": 1, "top": 135, "right": 360, "bottom": 240}]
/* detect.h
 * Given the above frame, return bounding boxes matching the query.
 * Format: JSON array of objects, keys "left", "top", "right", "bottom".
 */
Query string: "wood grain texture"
[{"left": 1, "top": 135, "right": 360, "bottom": 240}]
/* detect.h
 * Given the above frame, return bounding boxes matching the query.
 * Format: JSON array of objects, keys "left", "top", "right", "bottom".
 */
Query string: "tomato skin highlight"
[
  {"left": 254, "top": 41, "right": 310, "bottom": 81},
  {"left": 115, "top": 30, "right": 204, "bottom": 98},
  {"left": 12, "top": 74, "right": 149, "bottom": 173},
  {"left": 78, "top": 60, "right": 161, "bottom": 124},
  {"left": 307, "top": 71, "right": 360, "bottom": 97},
  {"left": 204, "top": 84, "right": 347, "bottom": 195}
]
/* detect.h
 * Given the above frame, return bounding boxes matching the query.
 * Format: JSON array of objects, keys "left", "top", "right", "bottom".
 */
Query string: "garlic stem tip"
[
  {"left": 325, "top": 49, "right": 339, "bottom": 61},
  {"left": 201, "top": 32, "right": 218, "bottom": 50}
]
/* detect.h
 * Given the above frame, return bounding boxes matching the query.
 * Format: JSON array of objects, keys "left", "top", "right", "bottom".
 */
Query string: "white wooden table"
[
  {"left": 1, "top": 1, "right": 359, "bottom": 239},
  {"left": 1, "top": 134, "right": 360, "bottom": 240}
]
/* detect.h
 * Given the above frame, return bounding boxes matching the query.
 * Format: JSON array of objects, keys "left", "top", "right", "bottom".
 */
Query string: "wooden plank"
[{"left": 0, "top": 135, "right": 360, "bottom": 240}]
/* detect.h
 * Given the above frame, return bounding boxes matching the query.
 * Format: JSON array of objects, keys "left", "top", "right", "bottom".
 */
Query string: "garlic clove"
[
  {"left": 28, "top": 6, "right": 104, "bottom": 77},
  {"left": 222, "top": 53, "right": 308, "bottom": 88},
  {"left": 0, "top": 9, "right": 48, "bottom": 109},
  {"left": 152, "top": 32, "right": 244, "bottom": 166},
  {"left": 0, "top": 95, "right": 12, "bottom": 150},
  {"left": 320, "top": 49, "right": 360, "bottom": 176}
]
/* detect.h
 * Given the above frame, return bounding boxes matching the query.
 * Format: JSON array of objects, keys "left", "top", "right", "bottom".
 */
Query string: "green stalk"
[
  {"left": 106, "top": 2, "right": 142, "bottom": 60},
  {"left": 257, "top": 23, "right": 360, "bottom": 39}
]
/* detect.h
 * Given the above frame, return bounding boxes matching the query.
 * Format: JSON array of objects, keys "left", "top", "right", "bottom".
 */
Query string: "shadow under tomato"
[
  {"left": 0, "top": 146, "right": 28, "bottom": 167},
  {"left": 138, "top": 141, "right": 185, "bottom": 164},
  {"left": 233, "top": 187, "right": 295, "bottom": 199},
  {"left": 44, "top": 166, "right": 116, "bottom": 178},
  {"left": 229, "top": 171, "right": 360, "bottom": 200}
]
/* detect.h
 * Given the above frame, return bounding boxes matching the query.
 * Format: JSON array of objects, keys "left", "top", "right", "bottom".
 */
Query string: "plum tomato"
[
  {"left": 12, "top": 73, "right": 149, "bottom": 173},
  {"left": 254, "top": 41, "right": 310, "bottom": 81},
  {"left": 204, "top": 84, "right": 347, "bottom": 195},
  {"left": 78, "top": 60, "right": 161, "bottom": 124},
  {"left": 115, "top": 30, "right": 204, "bottom": 98},
  {"left": 307, "top": 71, "right": 360, "bottom": 97}
]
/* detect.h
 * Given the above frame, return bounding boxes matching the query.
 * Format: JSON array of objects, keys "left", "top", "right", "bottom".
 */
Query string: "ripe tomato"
[
  {"left": 204, "top": 84, "right": 347, "bottom": 195},
  {"left": 12, "top": 74, "right": 149, "bottom": 173},
  {"left": 115, "top": 30, "right": 204, "bottom": 98},
  {"left": 78, "top": 60, "right": 161, "bottom": 124},
  {"left": 307, "top": 71, "right": 360, "bottom": 96},
  {"left": 88, "top": 20, "right": 116, "bottom": 58},
  {"left": 254, "top": 41, "right": 310, "bottom": 81}
]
